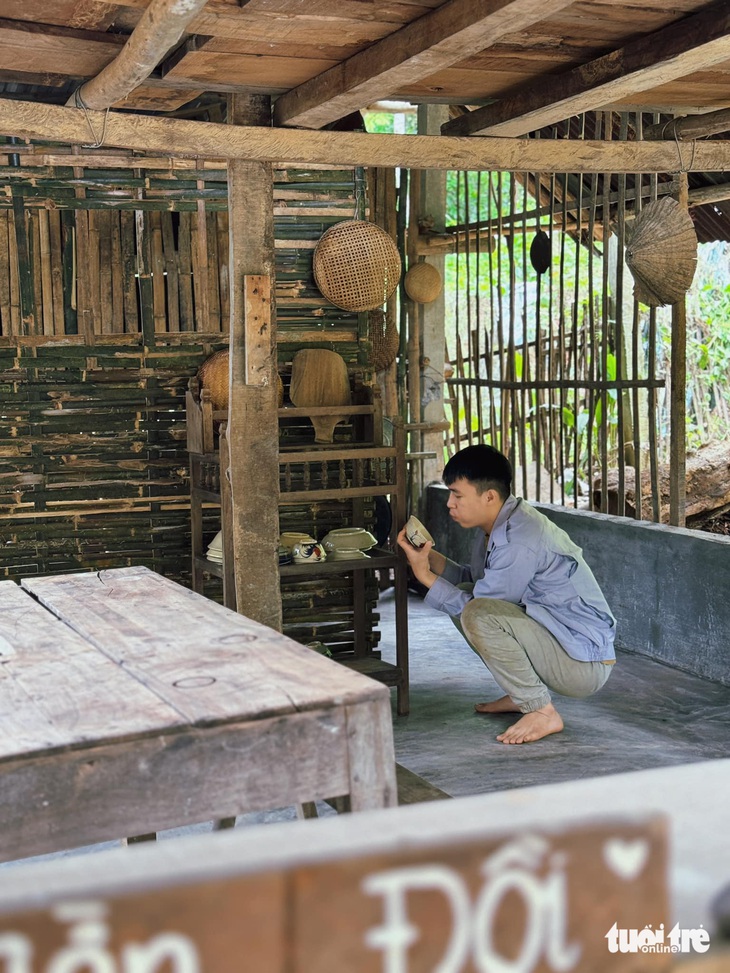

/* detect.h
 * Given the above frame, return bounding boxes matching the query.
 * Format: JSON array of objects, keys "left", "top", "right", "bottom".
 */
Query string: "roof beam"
[
  {"left": 69, "top": 0, "right": 209, "bottom": 110},
  {"left": 644, "top": 106, "right": 730, "bottom": 141},
  {"left": 2, "top": 97, "right": 730, "bottom": 174},
  {"left": 273, "top": 0, "right": 576, "bottom": 130},
  {"left": 442, "top": 1, "right": 730, "bottom": 138}
]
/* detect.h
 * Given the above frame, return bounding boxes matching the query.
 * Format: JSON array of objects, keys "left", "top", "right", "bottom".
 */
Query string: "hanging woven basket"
[
  {"left": 404, "top": 261, "right": 442, "bottom": 303},
  {"left": 625, "top": 197, "right": 698, "bottom": 307},
  {"left": 313, "top": 220, "right": 401, "bottom": 312}
]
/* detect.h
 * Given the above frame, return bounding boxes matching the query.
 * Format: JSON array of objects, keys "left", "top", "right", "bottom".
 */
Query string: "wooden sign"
[{"left": 0, "top": 816, "right": 669, "bottom": 972}]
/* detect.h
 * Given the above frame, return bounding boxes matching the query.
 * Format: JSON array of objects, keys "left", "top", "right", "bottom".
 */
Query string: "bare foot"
[
  {"left": 474, "top": 695, "right": 521, "bottom": 714},
  {"left": 496, "top": 703, "right": 564, "bottom": 745}
]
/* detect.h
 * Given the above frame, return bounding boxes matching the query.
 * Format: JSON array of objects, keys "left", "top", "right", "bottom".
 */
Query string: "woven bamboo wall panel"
[
  {"left": 0, "top": 141, "right": 368, "bottom": 355},
  {"left": 0, "top": 141, "right": 375, "bottom": 592}
]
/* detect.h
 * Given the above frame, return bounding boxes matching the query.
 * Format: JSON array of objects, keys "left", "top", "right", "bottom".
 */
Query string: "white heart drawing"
[{"left": 603, "top": 838, "right": 650, "bottom": 881}]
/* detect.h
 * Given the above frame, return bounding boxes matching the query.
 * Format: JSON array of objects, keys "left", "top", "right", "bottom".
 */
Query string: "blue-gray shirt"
[{"left": 425, "top": 496, "right": 616, "bottom": 662}]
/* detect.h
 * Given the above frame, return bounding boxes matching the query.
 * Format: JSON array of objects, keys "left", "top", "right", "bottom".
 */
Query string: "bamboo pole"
[{"left": 669, "top": 172, "right": 689, "bottom": 528}]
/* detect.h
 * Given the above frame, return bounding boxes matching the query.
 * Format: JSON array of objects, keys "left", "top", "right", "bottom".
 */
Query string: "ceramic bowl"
[
  {"left": 322, "top": 527, "right": 377, "bottom": 555},
  {"left": 280, "top": 531, "right": 315, "bottom": 551},
  {"left": 291, "top": 540, "right": 327, "bottom": 564},
  {"left": 404, "top": 515, "right": 434, "bottom": 550}
]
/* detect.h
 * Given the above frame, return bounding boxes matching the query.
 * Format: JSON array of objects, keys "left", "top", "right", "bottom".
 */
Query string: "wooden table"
[{"left": 0, "top": 566, "right": 397, "bottom": 863}]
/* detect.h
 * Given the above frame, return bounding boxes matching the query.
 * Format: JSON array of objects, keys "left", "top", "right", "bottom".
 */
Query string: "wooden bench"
[{"left": 0, "top": 566, "right": 397, "bottom": 862}]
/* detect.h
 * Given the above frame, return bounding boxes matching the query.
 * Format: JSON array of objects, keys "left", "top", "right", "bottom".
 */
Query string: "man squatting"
[{"left": 397, "top": 444, "right": 616, "bottom": 745}]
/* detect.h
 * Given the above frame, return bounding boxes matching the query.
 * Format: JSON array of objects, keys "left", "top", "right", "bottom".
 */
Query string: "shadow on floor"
[{"left": 377, "top": 588, "right": 730, "bottom": 798}]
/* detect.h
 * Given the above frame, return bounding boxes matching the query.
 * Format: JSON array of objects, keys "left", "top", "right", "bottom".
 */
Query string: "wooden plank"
[
  {"left": 273, "top": 0, "right": 576, "bottom": 129},
  {"left": 160, "top": 211, "right": 180, "bottom": 332},
  {"left": 243, "top": 273, "right": 272, "bottom": 384},
  {"left": 149, "top": 210, "right": 167, "bottom": 332},
  {"left": 21, "top": 567, "right": 387, "bottom": 723},
  {"left": 216, "top": 209, "right": 230, "bottom": 324},
  {"left": 177, "top": 210, "right": 195, "bottom": 331},
  {"left": 109, "top": 208, "right": 125, "bottom": 332},
  {"left": 0, "top": 704, "right": 357, "bottom": 861},
  {"left": 86, "top": 208, "right": 101, "bottom": 336},
  {"left": 3, "top": 98, "right": 730, "bottom": 173},
  {"left": 0, "top": 21, "right": 123, "bottom": 78},
  {"left": 206, "top": 209, "right": 221, "bottom": 330},
  {"left": 192, "top": 195, "right": 211, "bottom": 331},
  {"left": 47, "top": 207, "right": 66, "bottom": 335},
  {"left": 0, "top": 581, "right": 181, "bottom": 758},
  {"left": 0, "top": 210, "right": 9, "bottom": 335},
  {"left": 28, "top": 209, "right": 43, "bottom": 335},
  {"left": 7, "top": 204, "right": 20, "bottom": 333},
  {"left": 443, "top": 3, "right": 730, "bottom": 137},
  {"left": 120, "top": 209, "right": 139, "bottom": 333},
  {"left": 97, "top": 209, "right": 113, "bottom": 334},
  {"left": 0, "top": 804, "right": 674, "bottom": 973}
]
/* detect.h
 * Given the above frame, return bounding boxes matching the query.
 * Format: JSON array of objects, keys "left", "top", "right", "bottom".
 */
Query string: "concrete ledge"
[{"left": 426, "top": 483, "right": 730, "bottom": 686}]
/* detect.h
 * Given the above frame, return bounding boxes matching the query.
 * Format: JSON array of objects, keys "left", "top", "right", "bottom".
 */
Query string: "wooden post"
[
  {"left": 417, "top": 105, "right": 449, "bottom": 495},
  {"left": 227, "top": 94, "right": 282, "bottom": 630},
  {"left": 669, "top": 173, "right": 688, "bottom": 527}
]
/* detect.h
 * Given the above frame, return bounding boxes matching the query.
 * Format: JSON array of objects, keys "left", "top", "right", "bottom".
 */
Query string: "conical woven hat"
[
  {"left": 625, "top": 197, "right": 697, "bottom": 307},
  {"left": 314, "top": 220, "right": 401, "bottom": 312}
]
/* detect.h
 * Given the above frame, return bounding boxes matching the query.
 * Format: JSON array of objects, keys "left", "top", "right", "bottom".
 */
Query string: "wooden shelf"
[
  {"left": 279, "top": 547, "right": 397, "bottom": 578},
  {"left": 187, "top": 379, "right": 410, "bottom": 715},
  {"left": 194, "top": 555, "right": 225, "bottom": 579}
]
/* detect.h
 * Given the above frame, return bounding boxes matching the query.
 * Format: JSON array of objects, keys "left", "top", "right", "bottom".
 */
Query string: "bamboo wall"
[{"left": 0, "top": 140, "right": 369, "bottom": 584}]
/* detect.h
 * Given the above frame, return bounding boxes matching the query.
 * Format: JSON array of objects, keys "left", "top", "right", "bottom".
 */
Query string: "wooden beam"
[
  {"left": 442, "top": 1, "right": 730, "bottom": 138},
  {"left": 69, "top": 0, "right": 209, "bottom": 110},
  {"left": 4, "top": 98, "right": 730, "bottom": 173},
  {"left": 273, "top": 0, "right": 576, "bottom": 130},
  {"left": 644, "top": 106, "right": 730, "bottom": 141},
  {"left": 688, "top": 180, "right": 730, "bottom": 207}
]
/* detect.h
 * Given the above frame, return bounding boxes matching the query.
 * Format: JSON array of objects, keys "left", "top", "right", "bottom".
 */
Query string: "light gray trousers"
[{"left": 455, "top": 595, "right": 613, "bottom": 713}]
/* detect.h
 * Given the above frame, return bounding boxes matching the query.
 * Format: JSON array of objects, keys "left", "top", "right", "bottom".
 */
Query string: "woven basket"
[
  {"left": 198, "top": 350, "right": 284, "bottom": 409},
  {"left": 367, "top": 308, "right": 399, "bottom": 372},
  {"left": 404, "top": 261, "right": 442, "bottom": 303},
  {"left": 625, "top": 198, "right": 698, "bottom": 307},
  {"left": 313, "top": 220, "right": 401, "bottom": 312}
]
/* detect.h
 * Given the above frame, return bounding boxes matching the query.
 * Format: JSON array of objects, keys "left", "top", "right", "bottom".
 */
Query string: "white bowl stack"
[{"left": 321, "top": 527, "right": 377, "bottom": 560}]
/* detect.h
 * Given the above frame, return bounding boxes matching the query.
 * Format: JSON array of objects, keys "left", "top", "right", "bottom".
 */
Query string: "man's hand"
[{"left": 396, "top": 526, "right": 438, "bottom": 589}]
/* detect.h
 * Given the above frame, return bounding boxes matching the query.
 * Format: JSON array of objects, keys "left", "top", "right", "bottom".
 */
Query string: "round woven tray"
[{"left": 314, "top": 220, "right": 401, "bottom": 312}]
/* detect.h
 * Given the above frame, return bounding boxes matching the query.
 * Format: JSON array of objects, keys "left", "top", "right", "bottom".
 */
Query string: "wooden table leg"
[{"left": 344, "top": 698, "right": 398, "bottom": 812}]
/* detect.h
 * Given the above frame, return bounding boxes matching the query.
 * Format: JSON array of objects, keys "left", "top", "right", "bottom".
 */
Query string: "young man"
[{"left": 397, "top": 444, "right": 616, "bottom": 745}]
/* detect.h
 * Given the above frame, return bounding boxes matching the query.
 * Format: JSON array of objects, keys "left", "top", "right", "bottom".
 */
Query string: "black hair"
[{"left": 442, "top": 444, "right": 512, "bottom": 500}]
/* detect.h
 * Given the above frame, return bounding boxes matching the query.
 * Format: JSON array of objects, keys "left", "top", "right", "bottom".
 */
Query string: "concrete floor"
[{"left": 378, "top": 587, "right": 730, "bottom": 797}]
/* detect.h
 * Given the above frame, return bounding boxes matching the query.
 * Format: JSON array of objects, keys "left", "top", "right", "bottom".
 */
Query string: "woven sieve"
[{"left": 314, "top": 220, "right": 401, "bottom": 312}]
